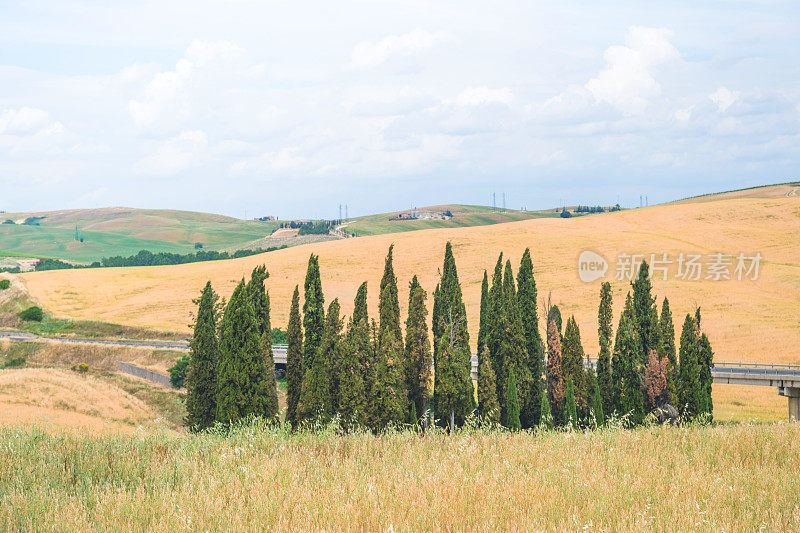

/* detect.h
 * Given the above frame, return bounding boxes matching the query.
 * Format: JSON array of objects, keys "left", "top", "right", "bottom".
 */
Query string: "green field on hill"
[
  {"left": 344, "top": 204, "right": 562, "bottom": 237},
  {"left": 0, "top": 208, "right": 278, "bottom": 263}
]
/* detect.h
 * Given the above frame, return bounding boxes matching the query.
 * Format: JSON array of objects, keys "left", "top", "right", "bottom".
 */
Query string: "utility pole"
[
  {"left": 345, "top": 204, "right": 348, "bottom": 222},
  {"left": 493, "top": 192, "right": 496, "bottom": 211},
  {"left": 502, "top": 192, "right": 506, "bottom": 213},
  {"left": 339, "top": 204, "right": 342, "bottom": 225}
]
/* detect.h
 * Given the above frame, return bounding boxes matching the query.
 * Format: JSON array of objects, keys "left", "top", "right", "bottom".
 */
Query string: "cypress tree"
[
  {"left": 487, "top": 254, "right": 505, "bottom": 420},
  {"left": 565, "top": 377, "right": 577, "bottom": 429},
  {"left": 597, "top": 282, "right": 614, "bottom": 417},
  {"left": 659, "top": 298, "right": 678, "bottom": 406},
  {"left": 698, "top": 331, "right": 714, "bottom": 420},
  {"left": 498, "top": 260, "right": 531, "bottom": 428},
  {"left": 477, "top": 270, "right": 489, "bottom": 364},
  {"left": 216, "top": 280, "right": 271, "bottom": 424},
  {"left": 348, "top": 281, "right": 372, "bottom": 383},
  {"left": 405, "top": 284, "right": 432, "bottom": 419},
  {"left": 631, "top": 260, "right": 658, "bottom": 361},
  {"left": 408, "top": 275, "right": 421, "bottom": 309},
  {"left": 185, "top": 281, "right": 220, "bottom": 432},
  {"left": 678, "top": 313, "right": 701, "bottom": 418},
  {"left": 337, "top": 335, "right": 365, "bottom": 430},
  {"left": 561, "top": 316, "right": 587, "bottom": 420},
  {"left": 435, "top": 317, "right": 474, "bottom": 431},
  {"left": 303, "top": 254, "right": 325, "bottom": 372},
  {"left": 506, "top": 368, "right": 521, "bottom": 431},
  {"left": 540, "top": 386, "right": 552, "bottom": 429},
  {"left": 591, "top": 379, "right": 605, "bottom": 427},
  {"left": 432, "top": 242, "right": 474, "bottom": 425},
  {"left": 321, "top": 299, "right": 344, "bottom": 414},
  {"left": 246, "top": 265, "right": 278, "bottom": 423},
  {"left": 517, "top": 248, "right": 544, "bottom": 427},
  {"left": 477, "top": 348, "right": 500, "bottom": 424},
  {"left": 612, "top": 301, "right": 645, "bottom": 425},
  {"left": 379, "top": 245, "right": 402, "bottom": 344},
  {"left": 367, "top": 329, "right": 407, "bottom": 431},
  {"left": 286, "top": 285, "right": 303, "bottom": 429},
  {"left": 546, "top": 310, "right": 565, "bottom": 426}
]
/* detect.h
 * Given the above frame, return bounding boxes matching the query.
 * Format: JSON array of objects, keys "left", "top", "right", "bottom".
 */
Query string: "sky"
[{"left": 1, "top": 1, "right": 798, "bottom": 219}]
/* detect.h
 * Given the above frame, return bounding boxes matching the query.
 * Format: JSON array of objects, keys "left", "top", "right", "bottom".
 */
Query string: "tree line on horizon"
[{"left": 183, "top": 244, "right": 714, "bottom": 433}]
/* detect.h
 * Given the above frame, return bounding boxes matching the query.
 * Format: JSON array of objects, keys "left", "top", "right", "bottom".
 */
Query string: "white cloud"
[
  {"left": 136, "top": 130, "right": 208, "bottom": 176},
  {"left": 0, "top": 107, "right": 51, "bottom": 134},
  {"left": 675, "top": 108, "right": 692, "bottom": 122},
  {"left": 349, "top": 29, "right": 449, "bottom": 69},
  {"left": 449, "top": 86, "right": 514, "bottom": 107},
  {"left": 709, "top": 86, "right": 738, "bottom": 112},
  {"left": 585, "top": 26, "right": 680, "bottom": 114},
  {"left": 128, "top": 40, "right": 249, "bottom": 130}
]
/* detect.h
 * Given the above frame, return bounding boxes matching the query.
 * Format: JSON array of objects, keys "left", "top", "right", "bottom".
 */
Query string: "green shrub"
[
  {"left": 2, "top": 219, "right": 14, "bottom": 225},
  {"left": 168, "top": 354, "right": 190, "bottom": 388},
  {"left": 19, "top": 306, "right": 44, "bottom": 322},
  {"left": 71, "top": 362, "right": 89, "bottom": 373},
  {"left": 0, "top": 356, "right": 25, "bottom": 369},
  {"left": 0, "top": 279, "right": 10, "bottom": 290}
]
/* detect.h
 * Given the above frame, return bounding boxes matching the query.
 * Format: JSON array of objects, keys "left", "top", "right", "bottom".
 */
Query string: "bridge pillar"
[{"left": 780, "top": 387, "right": 800, "bottom": 422}]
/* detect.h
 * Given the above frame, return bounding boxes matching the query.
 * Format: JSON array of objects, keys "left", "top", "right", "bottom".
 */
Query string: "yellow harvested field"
[
  {"left": 21, "top": 197, "right": 800, "bottom": 368},
  {"left": 0, "top": 368, "right": 156, "bottom": 434},
  {"left": 671, "top": 182, "right": 800, "bottom": 204}
]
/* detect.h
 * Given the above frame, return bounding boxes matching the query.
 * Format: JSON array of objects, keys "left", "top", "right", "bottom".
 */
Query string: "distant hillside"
[
  {"left": 0, "top": 207, "right": 278, "bottom": 263},
  {"left": 671, "top": 182, "right": 800, "bottom": 204},
  {"left": 343, "top": 204, "right": 561, "bottom": 237}
]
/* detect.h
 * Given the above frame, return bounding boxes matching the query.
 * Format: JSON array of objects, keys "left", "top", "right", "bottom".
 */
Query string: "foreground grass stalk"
[{"left": 1, "top": 421, "right": 799, "bottom": 531}]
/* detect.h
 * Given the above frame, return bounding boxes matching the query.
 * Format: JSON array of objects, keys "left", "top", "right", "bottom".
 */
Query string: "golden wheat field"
[
  {"left": 1, "top": 421, "right": 799, "bottom": 531},
  {"left": 21, "top": 196, "right": 800, "bottom": 367}
]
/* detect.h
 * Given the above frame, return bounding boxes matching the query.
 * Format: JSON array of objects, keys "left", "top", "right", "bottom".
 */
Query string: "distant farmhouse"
[{"left": 390, "top": 209, "right": 453, "bottom": 221}]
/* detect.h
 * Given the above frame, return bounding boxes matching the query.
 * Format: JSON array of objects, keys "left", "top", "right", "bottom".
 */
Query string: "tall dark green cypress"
[
  {"left": 303, "top": 254, "right": 325, "bottom": 372},
  {"left": 286, "top": 286, "right": 303, "bottom": 429},
  {"left": 379, "top": 245, "right": 402, "bottom": 344},
  {"left": 408, "top": 275, "right": 421, "bottom": 309},
  {"left": 216, "top": 280, "right": 271, "bottom": 424},
  {"left": 678, "top": 313, "right": 702, "bottom": 418},
  {"left": 596, "top": 282, "right": 614, "bottom": 418},
  {"left": 297, "top": 303, "right": 337, "bottom": 426},
  {"left": 185, "top": 281, "right": 220, "bottom": 432},
  {"left": 246, "top": 265, "right": 278, "bottom": 423},
  {"left": 477, "top": 349, "right": 500, "bottom": 424},
  {"left": 405, "top": 284, "right": 431, "bottom": 419},
  {"left": 348, "top": 282, "right": 372, "bottom": 389},
  {"left": 321, "top": 299, "right": 344, "bottom": 414},
  {"left": 498, "top": 260, "right": 531, "bottom": 428},
  {"left": 367, "top": 328, "right": 408, "bottom": 431},
  {"left": 337, "top": 333, "right": 366, "bottom": 430},
  {"left": 506, "top": 368, "right": 521, "bottom": 431},
  {"left": 432, "top": 242, "right": 475, "bottom": 425},
  {"left": 565, "top": 377, "right": 577, "bottom": 428},
  {"left": 659, "top": 298, "right": 678, "bottom": 405},
  {"left": 612, "top": 297, "right": 645, "bottom": 425},
  {"left": 561, "top": 316, "right": 587, "bottom": 420},
  {"left": 435, "top": 318, "right": 474, "bottom": 431},
  {"left": 631, "top": 261, "right": 658, "bottom": 361},
  {"left": 477, "top": 270, "right": 489, "bottom": 365},
  {"left": 487, "top": 254, "right": 505, "bottom": 419},
  {"left": 517, "top": 248, "right": 543, "bottom": 427}
]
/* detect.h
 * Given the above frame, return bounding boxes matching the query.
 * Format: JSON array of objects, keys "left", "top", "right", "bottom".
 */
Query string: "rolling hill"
[
  {"left": 0, "top": 207, "right": 278, "bottom": 263},
  {"left": 18, "top": 194, "right": 800, "bottom": 371}
]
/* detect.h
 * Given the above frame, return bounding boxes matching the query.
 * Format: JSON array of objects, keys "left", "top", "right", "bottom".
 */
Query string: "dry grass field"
[{"left": 1, "top": 421, "right": 799, "bottom": 531}]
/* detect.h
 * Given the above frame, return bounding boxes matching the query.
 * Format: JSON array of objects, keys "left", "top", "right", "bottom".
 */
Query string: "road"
[{"left": 0, "top": 329, "right": 190, "bottom": 350}]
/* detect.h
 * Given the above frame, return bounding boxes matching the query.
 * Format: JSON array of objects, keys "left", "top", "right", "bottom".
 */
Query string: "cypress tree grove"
[
  {"left": 546, "top": 309, "right": 565, "bottom": 427},
  {"left": 477, "top": 348, "right": 500, "bottom": 424},
  {"left": 303, "top": 254, "right": 325, "bottom": 372},
  {"left": 506, "top": 368, "right": 521, "bottom": 431},
  {"left": 286, "top": 285, "right": 303, "bottom": 429},
  {"left": 477, "top": 270, "right": 489, "bottom": 364},
  {"left": 337, "top": 335, "right": 365, "bottom": 430},
  {"left": 216, "top": 280, "right": 272, "bottom": 424},
  {"left": 631, "top": 260, "right": 658, "bottom": 360},
  {"left": 565, "top": 377, "right": 577, "bottom": 429},
  {"left": 517, "top": 248, "right": 544, "bottom": 427},
  {"left": 379, "top": 245, "right": 402, "bottom": 344},
  {"left": 405, "top": 284, "right": 431, "bottom": 420},
  {"left": 432, "top": 242, "right": 475, "bottom": 425},
  {"left": 659, "top": 297, "right": 678, "bottom": 405},
  {"left": 597, "top": 282, "right": 614, "bottom": 417},
  {"left": 499, "top": 260, "right": 531, "bottom": 428},
  {"left": 561, "top": 316, "right": 587, "bottom": 420},
  {"left": 348, "top": 281, "right": 372, "bottom": 385},
  {"left": 185, "top": 281, "right": 220, "bottom": 432}
]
